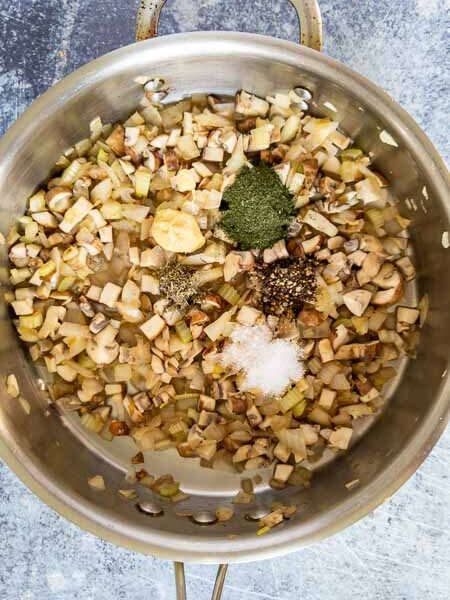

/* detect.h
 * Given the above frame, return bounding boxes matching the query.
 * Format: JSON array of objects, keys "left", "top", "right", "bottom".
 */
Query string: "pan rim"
[{"left": 0, "top": 30, "right": 449, "bottom": 563}]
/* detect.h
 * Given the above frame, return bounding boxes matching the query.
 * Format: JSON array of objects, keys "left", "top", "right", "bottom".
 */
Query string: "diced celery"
[
  {"left": 135, "top": 167, "right": 152, "bottom": 198},
  {"left": 175, "top": 319, "right": 193, "bottom": 343},
  {"left": 218, "top": 283, "right": 240, "bottom": 306},
  {"left": 366, "top": 208, "right": 384, "bottom": 229},
  {"left": 279, "top": 387, "right": 304, "bottom": 414},
  {"left": 61, "top": 159, "right": 84, "bottom": 184},
  {"left": 292, "top": 398, "right": 308, "bottom": 418},
  {"left": 158, "top": 482, "right": 180, "bottom": 497},
  {"left": 37, "top": 260, "right": 56, "bottom": 277},
  {"left": 341, "top": 147, "right": 363, "bottom": 161},
  {"left": 19, "top": 312, "right": 43, "bottom": 329},
  {"left": 58, "top": 276, "right": 76, "bottom": 292},
  {"left": 97, "top": 147, "right": 110, "bottom": 163}
]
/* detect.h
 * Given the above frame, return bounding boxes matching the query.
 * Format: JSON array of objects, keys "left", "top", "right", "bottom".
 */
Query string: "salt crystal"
[{"left": 221, "top": 325, "right": 304, "bottom": 396}]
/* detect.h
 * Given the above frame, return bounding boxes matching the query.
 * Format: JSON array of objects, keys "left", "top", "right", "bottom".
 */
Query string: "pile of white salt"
[{"left": 220, "top": 324, "right": 304, "bottom": 396}]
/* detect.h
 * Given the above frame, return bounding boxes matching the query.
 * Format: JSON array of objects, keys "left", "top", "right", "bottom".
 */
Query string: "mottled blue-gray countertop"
[{"left": 0, "top": 1, "right": 449, "bottom": 599}]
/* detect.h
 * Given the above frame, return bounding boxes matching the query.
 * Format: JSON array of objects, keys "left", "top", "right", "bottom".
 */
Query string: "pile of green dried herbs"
[{"left": 220, "top": 162, "right": 295, "bottom": 250}]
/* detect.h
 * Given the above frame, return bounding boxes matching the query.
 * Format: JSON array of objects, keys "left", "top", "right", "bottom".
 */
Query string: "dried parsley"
[
  {"left": 256, "top": 257, "right": 318, "bottom": 318},
  {"left": 159, "top": 263, "right": 198, "bottom": 308},
  {"left": 220, "top": 162, "right": 295, "bottom": 250}
]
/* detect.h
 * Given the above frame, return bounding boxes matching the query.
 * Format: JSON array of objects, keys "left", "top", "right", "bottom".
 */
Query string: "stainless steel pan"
[{"left": 0, "top": 1, "right": 449, "bottom": 598}]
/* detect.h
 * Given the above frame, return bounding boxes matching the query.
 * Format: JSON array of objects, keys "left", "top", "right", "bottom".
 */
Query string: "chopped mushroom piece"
[
  {"left": 342, "top": 289, "right": 372, "bottom": 316},
  {"left": 273, "top": 464, "right": 294, "bottom": 483},
  {"left": 334, "top": 342, "right": 378, "bottom": 360},
  {"left": 396, "top": 306, "right": 420, "bottom": 332},
  {"left": 372, "top": 286, "right": 403, "bottom": 306},
  {"left": 329, "top": 427, "right": 353, "bottom": 450},
  {"left": 372, "top": 263, "right": 402, "bottom": 289},
  {"left": 99, "top": 283, "right": 122, "bottom": 308},
  {"left": 302, "top": 210, "right": 338, "bottom": 237},
  {"left": 396, "top": 256, "right": 416, "bottom": 281},
  {"left": 235, "top": 90, "right": 269, "bottom": 117},
  {"left": 140, "top": 315, "right": 166, "bottom": 340},
  {"left": 223, "top": 251, "right": 254, "bottom": 281},
  {"left": 318, "top": 339, "right": 334, "bottom": 363},
  {"left": 302, "top": 235, "right": 322, "bottom": 254},
  {"left": 318, "top": 388, "right": 336, "bottom": 410},
  {"left": 86, "top": 339, "right": 119, "bottom": 365},
  {"left": 357, "top": 252, "right": 384, "bottom": 285}
]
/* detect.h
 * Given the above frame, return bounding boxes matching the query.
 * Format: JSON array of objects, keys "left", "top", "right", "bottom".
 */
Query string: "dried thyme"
[
  {"left": 220, "top": 162, "right": 295, "bottom": 250},
  {"left": 159, "top": 263, "right": 198, "bottom": 308}
]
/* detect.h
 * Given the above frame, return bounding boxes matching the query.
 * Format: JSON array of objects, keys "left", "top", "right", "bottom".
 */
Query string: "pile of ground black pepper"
[
  {"left": 255, "top": 257, "right": 318, "bottom": 317},
  {"left": 159, "top": 263, "right": 198, "bottom": 308}
]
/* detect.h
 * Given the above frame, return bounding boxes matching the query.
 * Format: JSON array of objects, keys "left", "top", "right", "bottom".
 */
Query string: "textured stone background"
[{"left": 0, "top": 1, "right": 449, "bottom": 599}]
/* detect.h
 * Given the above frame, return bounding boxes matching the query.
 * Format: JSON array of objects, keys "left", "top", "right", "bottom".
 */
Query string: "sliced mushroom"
[
  {"left": 105, "top": 124, "right": 125, "bottom": 155},
  {"left": 328, "top": 236, "right": 345, "bottom": 251},
  {"left": 140, "top": 246, "right": 167, "bottom": 269},
  {"left": 334, "top": 341, "right": 379, "bottom": 360},
  {"left": 342, "top": 289, "right": 372, "bottom": 316},
  {"left": 223, "top": 251, "right": 254, "bottom": 282},
  {"left": 358, "top": 234, "right": 385, "bottom": 254},
  {"left": 302, "top": 210, "right": 338, "bottom": 237},
  {"left": 372, "top": 286, "right": 403, "bottom": 305},
  {"left": 347, "top": 250, "right": 368, "bottom": 267},
  {"left": 273, "top": 161, "right": 290, "bottom": 185},
  {"left": 357, "top": 252, "right": 384, "bottom": 286},
  {"left": 236, "top": 116, "right": 257, "bottom": 133},
  {"left": 328, "top": 427, "right": 353, "bottom": 450},
  {"left": 246, "top": 405, "right": 263, "bottom": 427},
  {"left": 46, "top": 187, "right": 72, "bottom": 213},
  {"left": 86, "top": 339, "right": 119, "bottom": 365},
  {"left": 298, "top": 308, "right": 325, "bottom": 327},
  {"left": 396, "top": 306, "right": 420, "bottom": 332},
  {"left": 301, "top": 159, "right": 319, "bottom": 190},
  {"left": 263, "top": 240, "right": 289, "bottom": 264},
  {"left": 396, "top": 256, "right": 416, "bottom": 281},
  {"left": 343, "top": 238, "right": 359, "bottom": 254},
  {"left": 232, "top": 444, "right": 252, "bottom": 463},
  {"left": 163, "top": 148, "right": 179, "bottom": 171},
  {"left": 188, "top": 309, "right": 210, "bottom": 325},
  {"left": 198, "top": 394, "right": 216, "bottom": 411},
  {"left": 332, "top": 324, "right": 349, "bottom": 351},
  {"left": 372, "top": 263, "right": 402, "bottom": 289},
  {"left": 302, "top": 235, "right": 322, "bottom": 254},
  {"left": 235, "top": 90, "right": 269, "bottom": 117},
  {"left": 201, "top": 293, "right": 225, "bottom": 311},
  {"left": 286, "top": 237, "right": 305, "bottom": 258}
]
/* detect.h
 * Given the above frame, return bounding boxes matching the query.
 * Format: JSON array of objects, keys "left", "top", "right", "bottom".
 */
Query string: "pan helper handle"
[
  {"left": 174, "top": 562, "right": 228, "bottom": 600},
  {"left": 136, "top": 0, "right": 323, "bottom": 50}
]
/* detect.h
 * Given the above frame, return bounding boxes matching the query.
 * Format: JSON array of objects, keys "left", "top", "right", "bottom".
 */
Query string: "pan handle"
[
  {"left": 136, "top": 0, "right": 323, "bottom": 50},
  {"left": 174, "top": 562, "right": 228, "bottom": 600}
]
